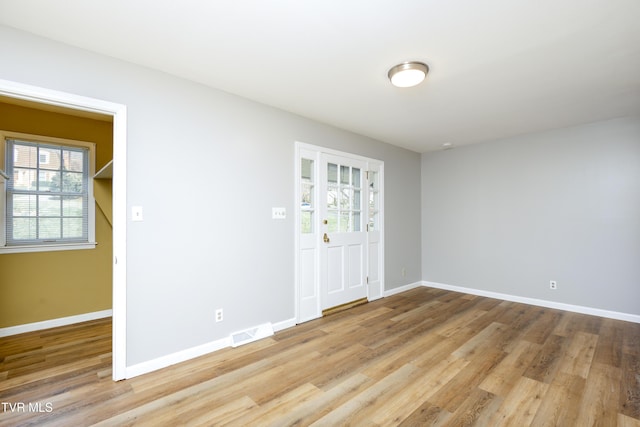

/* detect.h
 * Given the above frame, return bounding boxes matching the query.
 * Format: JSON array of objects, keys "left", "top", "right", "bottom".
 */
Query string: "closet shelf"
[{"left": 94, "top": 160, "right": 113, "bottom": 179}]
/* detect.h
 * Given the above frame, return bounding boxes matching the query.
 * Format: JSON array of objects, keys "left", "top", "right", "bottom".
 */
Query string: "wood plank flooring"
[{"left": 1, "top": 287, "right": 639, "bottom": 426}]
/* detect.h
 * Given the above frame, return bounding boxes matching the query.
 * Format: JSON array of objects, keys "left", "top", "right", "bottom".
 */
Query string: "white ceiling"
[{"left": 1, "top": 0, "right": 639, "bottom": 153}]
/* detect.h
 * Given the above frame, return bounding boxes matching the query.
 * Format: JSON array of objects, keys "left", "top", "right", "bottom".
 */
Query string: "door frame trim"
[
  {"left": 0, "top": 79, "right": 127, "bottom": 381},
  {"left": 294, "top": 141, "right": 384, "bottom": 323}
]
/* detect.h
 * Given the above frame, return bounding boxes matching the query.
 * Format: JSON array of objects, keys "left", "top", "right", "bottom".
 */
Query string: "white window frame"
[{"left": 0, "top": 131, "right": 96, "bottom": 254}]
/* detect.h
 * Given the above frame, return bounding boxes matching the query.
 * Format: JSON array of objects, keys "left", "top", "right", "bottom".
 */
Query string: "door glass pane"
[
  {"left": 369, "top": 214, "right": 377, "bottom": 231},
  {"left": 327, "top": 186, "right": 338, "bottom": 209},
  {"left": 353, "top": 212, "right": 361, "bottom": 232},
  {"left": 301, "top": 158, "right": 314, "bottom": 233},
  {"left": 326, "top": 162, "right": 365, "bottom": 234},
  {"left": 327, "top": 163, "right": 338, "bottom": 183},
  {"left": 353, "top": 190, "right": 361, "bottom": 210},
  {"left": 301, "top": 211, "right": 313, "bottom": 233},
  {"left": 327, "top": 211, "right": 338, "bottom": 232},
  {"left": 301, "top": 158, "right": 313, "bottom": 182},
  {"left": 369, "top": 171, "right": 378, "bottom": 190},
  {"left": 368, "top": 170, "right": 379, "bottom": 232},
  {"left": 352, "top": 168, "right": 361, "bottom": 188},
  {"left": 301, "top": 183, "right": 313, "bottom": 207},
  {"left": 340, "top": 188, "right": 351, "bottom": 210},
  {"left": 340, "top": 212, "right": 350, "bottom": 232},
  {"left": 340, "top": 165, "right": 350, "bottom": 185}
]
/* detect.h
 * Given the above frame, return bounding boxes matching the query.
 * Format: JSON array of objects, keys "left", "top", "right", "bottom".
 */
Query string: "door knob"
[{"left": 323, "top": 233, "right": 330, "bottom": 243}]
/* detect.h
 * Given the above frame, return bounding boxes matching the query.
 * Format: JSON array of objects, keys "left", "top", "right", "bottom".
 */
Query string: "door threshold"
[{"left": 322, "top": 297, "right": 368, "bottom": 317}]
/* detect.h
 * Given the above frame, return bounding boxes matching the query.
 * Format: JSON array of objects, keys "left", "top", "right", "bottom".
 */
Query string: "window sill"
[{"left": 0, "top": 242, "right": 97, "bottom": 255}]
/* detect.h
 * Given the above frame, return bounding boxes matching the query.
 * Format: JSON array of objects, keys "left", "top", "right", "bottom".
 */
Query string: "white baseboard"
[
  {"left": 0, "top": 309, "right": 113, "bottom": 338},
  {"left": 273, "top": 317, "right": 296, "bottom": 332},
  {"left": 125, "top": 317, "right": 298, "bottom": 379},
  {"left": 126, "top": 336, "right": 231, "bottom": 379},
  {"left": 423, "top": 281, "right": 640, "bottom": 324},
  {"left": 384, "top": 281, "right": 424, "bottom": 297}
]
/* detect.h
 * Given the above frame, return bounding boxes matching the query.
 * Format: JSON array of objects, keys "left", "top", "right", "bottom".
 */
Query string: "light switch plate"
[
  {"left": 272, "top": 207, "right": 286, "bottom": 219},
  {"left": 132, "top": 206, "right": 143, "bottom": 222}
]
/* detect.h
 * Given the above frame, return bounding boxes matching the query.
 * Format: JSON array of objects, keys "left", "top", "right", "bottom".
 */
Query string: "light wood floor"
[{"left": 1, "top": 287, "right": 639, "bottom": 426}]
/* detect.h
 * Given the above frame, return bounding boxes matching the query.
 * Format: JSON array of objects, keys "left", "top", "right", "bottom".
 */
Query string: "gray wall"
[
  {"left": 0, "top": 25, "right": 422, "bottom": 365},
  {"left": 422, "top": 117, "right": 640, "bottom": 315}
]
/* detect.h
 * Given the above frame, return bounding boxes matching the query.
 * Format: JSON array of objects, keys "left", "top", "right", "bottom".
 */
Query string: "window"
[
  {"left": 1, "top": 132, "right": 96, "bottom": 253},
  {"left": 326, "top": 162, "right": 362, "bottom": 233},
  {"left": 300, "top": 157, "right": 315, "bottom": 233},
  {"left": 368, "top": 170, "right": 380, "bottom": 231}
]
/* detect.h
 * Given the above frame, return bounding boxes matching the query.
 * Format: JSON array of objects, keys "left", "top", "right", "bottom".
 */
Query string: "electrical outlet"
[
  {"left": 550, "top": 280, "right": 557, "bottom": 290},
  {"left": 401, "top": 268, "right": 406, "bottom": 278},
  {"left": 215, "top": 308, "right": 223, "bottom": 322}
]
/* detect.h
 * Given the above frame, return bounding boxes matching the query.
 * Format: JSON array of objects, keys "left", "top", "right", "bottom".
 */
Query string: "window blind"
[{"left": 6, "top": 139, "right": 89, "bottom": 245}]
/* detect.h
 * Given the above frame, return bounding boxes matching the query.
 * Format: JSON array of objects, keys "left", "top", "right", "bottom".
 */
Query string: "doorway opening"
[
  {"left": 295, "top": 142, "right": 384, "bottom": 323},
  {"left": 0, "top": 79, "right": 127, "bottom": 380}
]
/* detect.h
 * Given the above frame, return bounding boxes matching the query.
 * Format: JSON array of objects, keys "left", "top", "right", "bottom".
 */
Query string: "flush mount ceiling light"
[{"left": 388, "top": 61, "right": 429, "bottom": 88}]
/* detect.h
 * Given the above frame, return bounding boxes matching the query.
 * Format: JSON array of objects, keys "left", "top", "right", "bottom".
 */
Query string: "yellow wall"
[{"left": 0, "top": 102, "right": 113, "bottom": 328}]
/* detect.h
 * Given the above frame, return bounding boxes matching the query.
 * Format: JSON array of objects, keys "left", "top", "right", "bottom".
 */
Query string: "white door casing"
[
  {"left": 0, "top": 78, "right": 127, "bottom": 381},
  {"left": 295, "top": 142, "right": 384, "bottom": 323}
]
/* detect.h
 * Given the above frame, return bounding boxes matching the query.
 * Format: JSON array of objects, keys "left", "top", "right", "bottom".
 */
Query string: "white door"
[
  {"left": 319, "top": 153, "right": 367, "bottom": 310},
  {"left": 296, "top": 143, "right": 384, "bottom": 322}
]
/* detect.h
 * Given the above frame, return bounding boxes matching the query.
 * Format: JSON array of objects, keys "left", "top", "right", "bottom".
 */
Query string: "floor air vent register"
[{"left": 230, "top": 323, "right": 274, "bottom": 347}]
